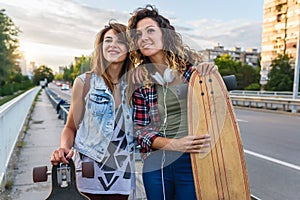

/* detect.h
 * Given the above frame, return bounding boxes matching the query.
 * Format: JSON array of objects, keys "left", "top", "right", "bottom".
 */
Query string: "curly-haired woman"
[{"left": 127, "top": 5, "right": 217, "bottom": 200}]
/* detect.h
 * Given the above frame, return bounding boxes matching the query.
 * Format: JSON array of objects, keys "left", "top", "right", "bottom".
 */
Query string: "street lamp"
[{"left": 292, "top": 15, "right": 300, "bottom": 113}]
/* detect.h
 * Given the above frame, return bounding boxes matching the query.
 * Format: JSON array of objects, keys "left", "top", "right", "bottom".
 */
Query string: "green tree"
[
  {"left": 0, "top": 9, "right": 21, "bottom": 83},
  {"left": 214, "top": 54, "right": 260, "bottom": 90},
  {"left": 265, "top": 54, "right": 294, "bottom": 91},
  {"left": 239, "top": 64, "right": 260, "bottom": 90},
  {"left": 63, "top": 64, "right": 74, "bottom": 84},
  {"left": 61, "top": 55, "right": 92, "bottom": 85},
  {"left": 54, "top": 73, "right": 63, "bottom": 81},
  {"left": 72, "top": 55, "right": 92, "bottom": 80},
  {"left": 33, "top": 65, "right": 54, "bottom": 85},
  {"left": 215, "top": 54, "right": 241, "bottom": 75}
]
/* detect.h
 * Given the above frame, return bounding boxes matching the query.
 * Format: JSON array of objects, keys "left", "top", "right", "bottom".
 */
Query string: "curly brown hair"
[{"left": 127, "top": 5, "right": 201, "bottom": 75}]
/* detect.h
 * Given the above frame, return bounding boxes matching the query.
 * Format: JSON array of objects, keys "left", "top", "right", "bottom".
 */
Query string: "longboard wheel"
[
  {"left": 33, "top": 166, "right": 48, "bottom": 182},
  {"left": 82, "top": 162, "right": 94, "bottom": 178}
]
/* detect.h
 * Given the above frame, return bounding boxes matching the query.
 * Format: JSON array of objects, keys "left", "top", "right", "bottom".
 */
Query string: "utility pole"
[{"left": 292, "top": 17, "right": 300, "bottom": 113}]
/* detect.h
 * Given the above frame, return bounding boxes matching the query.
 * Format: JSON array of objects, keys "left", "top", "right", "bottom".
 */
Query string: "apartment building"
[
  {"left": 199, "top": 45, "right": 260, "bottom": 67},
  {"left": 261, "top": 0, "right": 300, "bottom": 73}
]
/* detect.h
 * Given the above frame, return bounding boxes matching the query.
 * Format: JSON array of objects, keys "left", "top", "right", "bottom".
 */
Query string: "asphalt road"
[{"left": 236, "top": 109, "right": 300, "bottom": 200}]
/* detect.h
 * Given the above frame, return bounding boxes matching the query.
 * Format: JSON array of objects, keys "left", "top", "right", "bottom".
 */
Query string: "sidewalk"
[
  {"left": 3, "top": 88, "right": 146, "bottom": 200},
  {"left": 7, "top": 89, "right": 64, "bottom": 199}
]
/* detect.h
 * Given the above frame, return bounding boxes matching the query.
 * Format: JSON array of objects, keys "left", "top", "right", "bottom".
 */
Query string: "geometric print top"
[{"left": 74, "top": 105, "right": 134, "bottom": 195}]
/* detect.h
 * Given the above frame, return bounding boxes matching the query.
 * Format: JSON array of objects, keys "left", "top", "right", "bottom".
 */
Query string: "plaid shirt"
[{"left": 132, "top": 65, "right": 195, "bottom": 159}]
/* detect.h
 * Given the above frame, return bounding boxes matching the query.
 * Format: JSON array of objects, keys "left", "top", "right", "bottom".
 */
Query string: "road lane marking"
[
  {"left": 251, "top": 194, "right": 262, "bottom": 200},
  {"left": 244, "top": 149, "right": 300, "bottom": 171},
  {"left": 237, "top": 119, "right": 248, "bottom": 122}
]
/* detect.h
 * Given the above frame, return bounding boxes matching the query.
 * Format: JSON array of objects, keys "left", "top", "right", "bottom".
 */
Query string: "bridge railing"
[
  {"left": 45, "top": 87, "right": 70, "bottom": 124},
  {"left": 0, "top": 87, "right": 41, "bottom": 187},
  {"left": 230, "top": 90, "right": 300, "bottom": 99},
  {"left": 231, "top": 95, "right": 300, "bottom": 113}
]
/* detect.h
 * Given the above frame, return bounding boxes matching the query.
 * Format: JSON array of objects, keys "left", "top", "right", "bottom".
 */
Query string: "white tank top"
[{"left": 73, "top": 105, "right": 134, "bottom": 195}]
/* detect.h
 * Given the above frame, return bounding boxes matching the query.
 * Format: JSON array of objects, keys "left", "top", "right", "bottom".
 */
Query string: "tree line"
[
  {"left": 0, "top": 9, "right": 32, "bottom": 96},
  {"left": 215, "top": 53, "right": 297, "bottom": 91}
]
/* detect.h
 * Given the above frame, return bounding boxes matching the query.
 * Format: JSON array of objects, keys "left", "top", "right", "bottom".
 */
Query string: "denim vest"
[{"left": 74, "top": 73, "right": 134, "bottom": 163}]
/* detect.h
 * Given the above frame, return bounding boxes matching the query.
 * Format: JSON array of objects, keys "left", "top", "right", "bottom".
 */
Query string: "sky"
[{"left": 0, "top": 0, "right": 264, "bottom": 72}]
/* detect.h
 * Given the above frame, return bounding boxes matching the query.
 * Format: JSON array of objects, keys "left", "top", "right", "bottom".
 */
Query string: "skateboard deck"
[
  {"left": 33, "top": 159, "right": 92, "bottom": 200},
  {"left": 188, "top": 71, "right": 250, "bottom": 200}
]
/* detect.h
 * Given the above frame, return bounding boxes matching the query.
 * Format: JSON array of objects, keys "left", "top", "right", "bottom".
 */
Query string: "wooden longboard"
[{"left": 188, "top": 71, "right": 250, "bottom": 200}]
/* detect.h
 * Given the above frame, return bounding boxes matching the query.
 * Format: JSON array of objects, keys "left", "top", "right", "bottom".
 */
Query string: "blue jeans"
[{"left": 142, "top": 151, "right": 197, "bottom": 200}]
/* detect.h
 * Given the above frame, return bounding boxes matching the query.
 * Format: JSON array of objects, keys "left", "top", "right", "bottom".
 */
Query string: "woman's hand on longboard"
[
  {"left": 195, "top": 62, "right": 218, "bottom": 76},
  {"left": 50, "top": 147, "right": 74, "bottom": 165},
  {"left": 170, "top": 134, "right": 211, "bottom": 153}
]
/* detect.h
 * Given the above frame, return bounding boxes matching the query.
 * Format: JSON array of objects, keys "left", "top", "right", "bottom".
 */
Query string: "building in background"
[
  {"left": 58, "top": 66, "right": 65, "bottom": 74},
  {"left": 261, "top": 0, "right": 300, "bottom": 76},
  {"left": 199, "top": 45, "right": 260, "bottom": 67},
  {"left": 26, "top": 61, "right": 37, "bottom": 80},
  {"left": 18, "top": 57, "right": 27, "bottom": 76}
]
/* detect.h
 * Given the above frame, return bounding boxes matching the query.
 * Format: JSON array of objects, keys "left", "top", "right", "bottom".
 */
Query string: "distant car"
[{"left": 61, "top": 84, "right": 69, "bottom": 90}]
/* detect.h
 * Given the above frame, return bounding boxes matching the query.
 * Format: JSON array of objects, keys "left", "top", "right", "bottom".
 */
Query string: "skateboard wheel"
[
  {"left": 82, "top": 162, "right": 94, "bottom": 178},
  {"left": 33, "top": 166, "right": 48, "bottom": 182}
]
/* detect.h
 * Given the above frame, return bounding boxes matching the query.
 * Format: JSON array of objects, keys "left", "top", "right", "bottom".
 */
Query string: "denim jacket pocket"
[{"left": 89, "top": 90, "right": 110, "bottom": 116}]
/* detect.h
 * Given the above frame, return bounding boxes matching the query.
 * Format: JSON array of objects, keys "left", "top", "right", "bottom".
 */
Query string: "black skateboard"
[{"left": 33, "top": 158, "right": 94, "bottom": 200}]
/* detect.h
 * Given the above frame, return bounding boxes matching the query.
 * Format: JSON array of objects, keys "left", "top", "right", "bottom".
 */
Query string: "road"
[
  {"left": 237, "top": 109, "right": 300, "bottom": 200},
  {"left": 50, "top": 83, "right": 300, "bottom": 200}
]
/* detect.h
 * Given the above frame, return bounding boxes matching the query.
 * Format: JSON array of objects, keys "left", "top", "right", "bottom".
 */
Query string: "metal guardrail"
[
  {"left": 45, "top": 87, "right": 70, "bottom": 123},
  {"left": 230, "top": 90, "right": 300, "bottom": 98},
  {"left": 231, "top": 95, "right": 300, "bottom": 113}
]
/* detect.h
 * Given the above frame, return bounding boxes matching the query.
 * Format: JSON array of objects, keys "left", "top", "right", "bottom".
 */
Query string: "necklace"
[{"left": 112, "top": 82, "right": 120, "bottom": 86}]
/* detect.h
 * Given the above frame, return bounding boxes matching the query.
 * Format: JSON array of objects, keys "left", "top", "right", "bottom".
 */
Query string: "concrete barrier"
[{"left": 0, "top": 87, "right": 41, "bottom": 188}]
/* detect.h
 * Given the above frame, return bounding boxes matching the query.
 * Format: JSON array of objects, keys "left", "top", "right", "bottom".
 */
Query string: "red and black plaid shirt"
[{"left": 132, "top": 65, "right": 195, "bottom": 159}]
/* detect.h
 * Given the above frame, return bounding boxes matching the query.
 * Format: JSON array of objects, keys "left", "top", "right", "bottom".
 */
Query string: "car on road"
[{"left": 61, "top": 84, "right": 69, "bottom": 90}]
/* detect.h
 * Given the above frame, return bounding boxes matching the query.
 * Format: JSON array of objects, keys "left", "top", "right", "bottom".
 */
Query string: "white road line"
[
  {"left": 237, "top": 119, "right": 248, "bottom": 122},
  {"left": 250, "top": 194, "right": 262, "bottom": 200},
  {"left": 244, "top": 149, "right": 300, "bottom": 171}
]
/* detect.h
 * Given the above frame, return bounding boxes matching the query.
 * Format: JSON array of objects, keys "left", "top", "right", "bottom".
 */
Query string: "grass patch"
[
  {"left": 0, "top": 88, "right": 36, "bottom": 106},
  {"left": 16, "top": 141, "right": 26, "bottom": 148},
  {"left": 4, "top": 180, "right": 13, "bottom": 190},
  {"left": 0, "top": 92, "right": 23, "bottom": 106}
]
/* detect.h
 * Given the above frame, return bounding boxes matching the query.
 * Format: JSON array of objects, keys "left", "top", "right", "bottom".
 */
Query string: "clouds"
[
  {"left": 0, "top": 0, "right": 262, "bottom": 71},
  {"left": 176, "top": 18, "right": 262, "bottom": 51},
  {"left": 3, "top": 0, "right": 129, "bottom": 49},
  {"left": 1, "top": 0, "right": 130, "bottom": 69}
]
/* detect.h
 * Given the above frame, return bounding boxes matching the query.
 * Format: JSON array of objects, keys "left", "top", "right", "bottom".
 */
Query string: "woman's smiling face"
[
  {"left": 136, "top": 17, "right": 164, "bottom": 59},
  {"left": 102, "top": 29, "right": 127, "bottom": 64}
]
